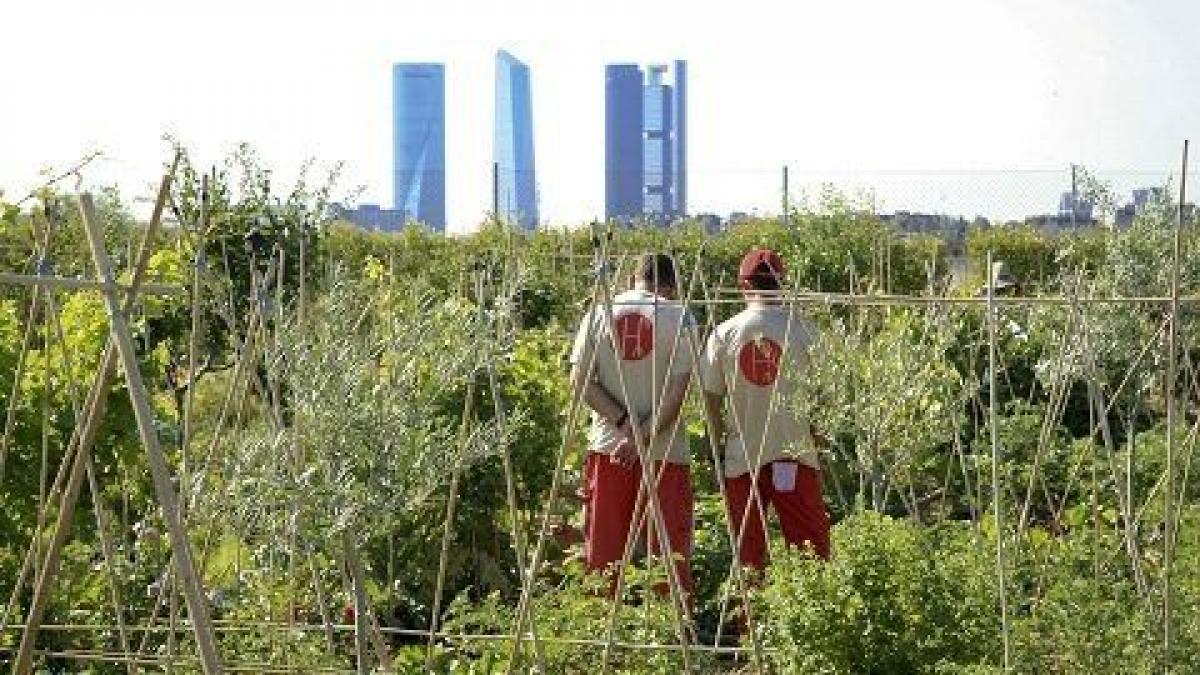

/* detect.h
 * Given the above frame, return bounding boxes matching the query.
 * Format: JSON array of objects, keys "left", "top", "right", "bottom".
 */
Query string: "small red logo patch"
[
  {"left": 738, "top": 337, "right": 782, "bottom": 386},
  {"left": 614, "top": 313, "right": 654, "bottom": 361}
]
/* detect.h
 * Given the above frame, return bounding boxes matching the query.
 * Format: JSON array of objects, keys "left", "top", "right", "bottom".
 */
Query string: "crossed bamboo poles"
[{"left": 0, "top": 141, "right": 1195, "bottom": 673}]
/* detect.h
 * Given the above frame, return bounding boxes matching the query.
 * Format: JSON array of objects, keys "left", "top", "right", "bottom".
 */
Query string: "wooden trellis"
[{"left": 0, "top": 141, "right": 1195, "bottom": 674}]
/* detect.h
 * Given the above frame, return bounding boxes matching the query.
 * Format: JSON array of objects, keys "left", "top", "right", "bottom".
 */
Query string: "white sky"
[{"left": 2, "top": 0, "right": 1198, "bottom": 232}]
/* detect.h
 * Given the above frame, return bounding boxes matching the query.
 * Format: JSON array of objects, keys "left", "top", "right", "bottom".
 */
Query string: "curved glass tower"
[
  {"left": 393, "top": 63, "right": 446, "bottom": 231},
  {"left": 494, "top": 50, "right": 538, "bottom": 230}
]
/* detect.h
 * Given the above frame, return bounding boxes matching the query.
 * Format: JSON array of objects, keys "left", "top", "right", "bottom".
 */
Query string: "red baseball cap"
[{"left": 738, "top": 248, "right": 785, "bottom": 281}]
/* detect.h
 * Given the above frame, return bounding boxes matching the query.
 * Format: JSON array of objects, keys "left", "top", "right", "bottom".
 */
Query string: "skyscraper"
[
  {"left": 605, "top": 65, "right": 644, "bottom": 222},
  {"left": 494, "top": 50, "right": 538, "bottom": 230},
  {"left": 393, "top": 63, "right": 446, "bottom": 231},
  {"left": 605, "top": 60, "right": 687, "bottom": 224}
]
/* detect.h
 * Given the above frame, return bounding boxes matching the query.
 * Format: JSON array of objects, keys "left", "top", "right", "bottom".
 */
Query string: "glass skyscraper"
[
  {"left": 393, "top": 63, "right": 446, "bottom": 231},
  {"left": 605, "top": 65, "right": 644, "bottom": 222},
  {"left": 494, "top": 50, "right": 538, "bottom": 230},
  {"left": 605, "top": 61, "right": 687, "bottom": 224}
]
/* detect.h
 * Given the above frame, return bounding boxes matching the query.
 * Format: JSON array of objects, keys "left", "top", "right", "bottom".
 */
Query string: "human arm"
[
  {"left": 698, "top": 327, "right": 727, "bottom": 462},
  {"left": 643, "top": 372, "right": 691, "bottom": 442},
  {"left": 569, "top": 360, "right": 643, "bottom": 468},
  {"left": 568, "top": 309, "right": 640, "bottom": 466},
  {"left": 607, "top": 371, "right": 691, "bottom": 467},
  {"left": 568, "top": 308, "right": 628, "bottom": 428},
  {"left": 703, "top": 391, "right": 726, "bottom": 463},
  {"left": 569, "top": 359, "right": 628, "bottom": 428}
]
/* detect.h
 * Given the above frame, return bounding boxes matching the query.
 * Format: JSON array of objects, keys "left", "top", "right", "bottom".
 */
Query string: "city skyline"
[
  {"left": 494, "top": 50, "right": 538, "bottom": 230},
  {"left": 2, "top": 1, "right": 1199, "bottom": 233}
]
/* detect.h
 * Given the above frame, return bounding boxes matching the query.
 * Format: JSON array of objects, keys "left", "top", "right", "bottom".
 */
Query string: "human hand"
[
  {"left": 631, "top": 414, "right": 654, "bottom": 450},
  {"left": 610, "top": 423, "right": 638, "bottom": 468},
  {"left": 610, "top": 415, "right": 657, "bottom": 468},
  {"left": 611, "top": 438, "right": 638, "bottom": 467}
]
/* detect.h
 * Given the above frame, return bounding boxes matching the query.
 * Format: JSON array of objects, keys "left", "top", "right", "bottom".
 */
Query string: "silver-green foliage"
[
  {"left": 1040, "top": 175, "right": 1199, "bottom": 397},
  {"left": 792, "top": 308, "right": 971, "bottom": 510},
  {"left": 209, "top": 276, "right": 516, "bottom": 546}
]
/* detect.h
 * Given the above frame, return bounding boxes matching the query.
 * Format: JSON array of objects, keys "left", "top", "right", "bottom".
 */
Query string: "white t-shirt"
[
  {"left": 570, "top": 288, "right": 697, "bottom": 464},
  {"left": 699, "top": 302, "right": 819, "bottom": 478}
]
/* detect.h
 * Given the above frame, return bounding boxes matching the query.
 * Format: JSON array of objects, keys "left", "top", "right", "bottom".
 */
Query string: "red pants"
[
  {"left": 725, "top": 460, "right": 830, "bottom": 569},
  {"left": 582, "top": 453, "right": 694, "bottom": 594}
]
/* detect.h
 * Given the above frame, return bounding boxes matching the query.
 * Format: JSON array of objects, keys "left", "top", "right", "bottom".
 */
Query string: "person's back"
[
  {"left": 701, "top": 248, "right": 831, "bottom": 573},
  {"left": 705, "top": 301, "right": 818, "bottom": 477},
  {"left": 575, "top": 287, "right": 695, "bottom": 462}
]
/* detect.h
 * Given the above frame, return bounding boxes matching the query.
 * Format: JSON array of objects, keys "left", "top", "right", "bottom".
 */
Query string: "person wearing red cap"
[
  {"left": 569, "top": 253, "right": 698, "bottom": 596},
  {"left": 699, "top": 248, "right": 830, "bottom": 575}
]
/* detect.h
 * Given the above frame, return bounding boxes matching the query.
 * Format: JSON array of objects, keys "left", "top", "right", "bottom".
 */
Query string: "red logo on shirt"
[
  {"left": 738, "top": 337, "right": 782, "bottom": 386},
  {"left": 614, "top": 313, "right": 654, "bottom": 361}
]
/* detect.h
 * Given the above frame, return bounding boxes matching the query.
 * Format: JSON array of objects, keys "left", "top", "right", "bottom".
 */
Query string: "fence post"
[
  {"left": 986, "top": 250, "right": 1012, "bottom": 672},
  {"left": 1163, "top": 138, "right": 1188, "bottom": 670},
  {"left": 782, "top": 164, "right": 790, "bottom": 228},
  {"left": 493, "top": 161, "right": 501, "bottom": 224}
]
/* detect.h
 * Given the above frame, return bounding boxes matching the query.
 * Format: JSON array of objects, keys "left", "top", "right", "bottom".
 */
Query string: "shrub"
[
  {"left": 759, "top": 512, "right": 1000, "bottom": 674},
  {"left": 440, "top": 561, "right": 714, "bottom": 673}
]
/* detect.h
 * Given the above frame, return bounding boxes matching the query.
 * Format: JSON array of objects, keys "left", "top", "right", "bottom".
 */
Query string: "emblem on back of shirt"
[
  {"left": 614, "top": 313, "right": 654, "bottom": 361},
  {"left": 738, "top": 336, "right": 782, "bottom": 386}
]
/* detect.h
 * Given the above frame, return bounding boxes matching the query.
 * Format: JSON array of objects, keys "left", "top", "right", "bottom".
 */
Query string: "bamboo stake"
[
  {"left": 0, "top": 284, "right": 41, "bottom": 485},
  {"left": 72, "top": 363, "right": 140, "bottom": 673},
  {"left": 309, "top": 554, "right": 336, "bottom": 652},
  {"left": 83, "top": 450, "right": 137, "bottom": 675},
  {"left": 0, "top": 273, "right": 185, "bottom": 295},
  {"left": 167, "top": 574, "right": 178, "bottom": 672},
  {"left": 423, "top": 385, "right": 475, "bottom": 670},
  {"left": 343, "top": 533, "right": 370, "bottom": 675},
  {"left": 77, "top": 193, "right": 223, "bottom": 674},
  {"left": 1169, "top": 347, "right": 1200, "bottom": 532},
  {"left": 1016, "top": 287, "right": 1080, "bottom": 533},
  {"left": 425, "top": 276, "right": 484, "bottom": 670},
  {"left": 1068, "top": 298, "right": 1152, "bottom": 610},
  {"left": 41, "top": 286, "right": 139, "bottom": 675},
  {"left": 506, "top": 233, "right": 617, "bottom": 671},
  {"left": 36, "top": 293, "right": 51, "bottom": 583},
  {"left": 181, "top": 175, "right": 208, "bottom": 506},
  {"left": 136, "top": 191, "right": 275, "bottom": 669},
  {"left": 2, "top": 624, "right": 775, "bottom": 653},
  {"left": 672, "top": 258, "right": 766, "bottom": 672},
  {"left": 1088, "top": 373, "right": 1152, "bottom": 612},
  {"left": 11, "top": 170, "right": 180, "bottom": 675},
  {"left": 482, "top": 278, "right": 546, "bottom": 670},
  {"left": 593, "top": 258, "right": 705, "bottom": 666},
  {"left": 1053, "top": 317, "right": 1169, "bottom": 522},
  {"left": 1163, "top": 138, "right": 1187, "bottom": 670},
  {"left": 614, "top": 288, "right": 1200, "bottom": 307},
  {"left": 706, "top": 257, "right": 803, "bottom": 654},
  {"left": 129, "top": 296, "right": 268, "bottom": 660}
]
